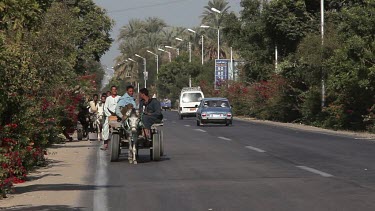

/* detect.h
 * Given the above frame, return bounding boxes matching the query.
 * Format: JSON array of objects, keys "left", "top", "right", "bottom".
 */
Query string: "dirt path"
[{"left": 0, "top": 140, "right": 98, "bottom": 210}]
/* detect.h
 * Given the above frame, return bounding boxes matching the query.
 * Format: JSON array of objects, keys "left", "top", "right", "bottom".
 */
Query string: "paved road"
[{"left": 87, "top": 111, "right": 375, "bottom": 211}]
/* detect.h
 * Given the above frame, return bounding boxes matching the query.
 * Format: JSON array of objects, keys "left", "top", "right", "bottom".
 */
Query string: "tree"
[
  {"left": 67, "top": 0, "right": 114, "bottom": 74},
  {"left": 116, "top": 17, "right": 176, "bottom": 88},
  {"left": 200, "top": 0, "right": 231, "bottom": 60},
  {"left": 201, "top": 0, "right": 231, "bottom": 27},
  {"left": 0, "top": 0, "right": 113, "bottom": 197}
]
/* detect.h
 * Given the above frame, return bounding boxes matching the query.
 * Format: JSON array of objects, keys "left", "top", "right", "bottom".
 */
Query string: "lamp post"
[
  {"left": 158, "top": 48, "right": 171, "bottom": 62},
  {"left": 135, "top": 54, "right": 147, "bottom": 88},
  {"left": 165, "top": 46, "right": 179, "bottom": 56},
  {"left": 175, "top": 37, "right": 192, "bottom": 63},
  {"left": 321, "top": 0, "right": 325, "bottom": 108},
  {"left": 125, "top": 58, "right": 139, "bottom": 91},
  {"left": 211, "top": 7, "right": 221, "bottom": 60},
  {"left": 201, "top": 24, "right": 220, "bottom": 61},
  {"left": 146, "top": 50, "right": 159, "bottom": 80},
  {"left": 187, "top": 28, "right": 204, "bottom": 65},
  {"left": 174, "top": 37, "right": 192, "bottom": 87},
  {"left": 127, "top": 58, "right": 140, "bottom": 92}
]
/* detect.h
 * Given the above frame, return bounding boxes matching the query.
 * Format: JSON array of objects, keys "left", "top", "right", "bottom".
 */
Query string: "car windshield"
[
  {"left": 182, "top": 93, "right": 203, "bottom": 103},
  {"left": 204, "top": 100, "right": 229, "bottom": 108}
]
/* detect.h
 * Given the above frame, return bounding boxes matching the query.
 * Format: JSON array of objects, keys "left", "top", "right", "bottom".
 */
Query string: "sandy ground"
[{"left": 0, "top": 139, "right": 98, "bottom": 211}]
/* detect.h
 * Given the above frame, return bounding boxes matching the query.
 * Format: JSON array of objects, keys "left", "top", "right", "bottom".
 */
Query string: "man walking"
[{"left": 102, "top": 86, "right": 120, "bottom": 150}]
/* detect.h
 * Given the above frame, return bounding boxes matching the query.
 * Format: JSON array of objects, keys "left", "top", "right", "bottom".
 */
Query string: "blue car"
[
  {"left": 160, "top": 98, "right": 172, "bottom": 111},
  {"left": 196, "top": 98, "right": 233, "bottom": 126}
]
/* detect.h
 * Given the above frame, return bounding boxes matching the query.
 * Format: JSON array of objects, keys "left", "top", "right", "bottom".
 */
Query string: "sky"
[{"left": 93, "top": 0, "right": 242, "bottom": 70}]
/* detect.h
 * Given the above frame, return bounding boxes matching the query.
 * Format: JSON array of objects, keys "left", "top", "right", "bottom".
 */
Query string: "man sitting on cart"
[
  {"left": 115, "top": 85, "right": 137, "bottom": 120},
  {"left": 139, "top": 88, "right": 163, "bottom": 139}
]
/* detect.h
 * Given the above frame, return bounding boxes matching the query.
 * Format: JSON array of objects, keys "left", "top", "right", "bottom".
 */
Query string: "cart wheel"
[
  {"left": 159, "top": 130, "right": 164, "bottom": 156},
  {"left": 110, "top": 133, "right": 120, "bottom": 162},
  {"left": 77, "top": 130, "right": 83, "bottom": 140},
  {"left": 152, "top": 132, "right": 161, "bottom": 161}
]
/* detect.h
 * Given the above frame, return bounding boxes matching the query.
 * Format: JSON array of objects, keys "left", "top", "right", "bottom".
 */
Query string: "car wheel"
[
  {"left": 196, "top": 120, "right": 200, "bottom": 126},
  {"left": 179, "top": 115, "right": 183, "bottom": 120}
]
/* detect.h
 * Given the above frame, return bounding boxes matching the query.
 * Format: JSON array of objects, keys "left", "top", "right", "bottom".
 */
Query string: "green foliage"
[
  {"left": 158, "top": 54, "right": 214, "bottom": 105},
  {"left": 0, "top": 0, "right": 113, "bottom": 196},
  {"left": 220, "top": 0, "right": 375, "bottom": 132}
]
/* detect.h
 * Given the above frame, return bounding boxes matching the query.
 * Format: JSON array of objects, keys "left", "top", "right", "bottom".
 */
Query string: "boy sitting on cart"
[{"left": 115, "top": 85, "right": 137, "bottom": 120}]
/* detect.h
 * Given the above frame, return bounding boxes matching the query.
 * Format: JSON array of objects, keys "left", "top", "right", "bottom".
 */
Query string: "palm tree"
[
  {"left": 201, "top": 0, "right": 231, "bottom": 28},
  {"left": 200, "top": 0, "right": 231, "bottom": 61},
  {"left": 116, "top": 17, "right": 170, "bottom": 87},
  {"left": 118, "top": 19, "right": 145, "bottom": 41}
]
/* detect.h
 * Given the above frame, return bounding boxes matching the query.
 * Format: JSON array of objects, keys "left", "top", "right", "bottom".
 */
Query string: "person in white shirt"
[
  {"left": 102, "top": 86, "right": 120, "bottom": 150},
  {"left": 89, "top": 94, "right": 99, "bottom": 113},
  {"left": 96, "top": 94, "right": 106, "bottom": 141}
]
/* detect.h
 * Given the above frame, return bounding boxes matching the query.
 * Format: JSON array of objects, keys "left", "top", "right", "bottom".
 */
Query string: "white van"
[{"left": 178, "top": 87, "right": 204, "bottom": 120}]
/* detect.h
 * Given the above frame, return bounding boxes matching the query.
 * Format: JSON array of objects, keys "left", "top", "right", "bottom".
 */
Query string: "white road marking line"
[
  {"left": 172, "top": 121, "right": 176, "bottom": 123},
  {"left": 245, "top": 146, "right": 266, "bottom": 153},
  {"left": 184, "top": 125, "right": 191, "bottom": 127},
  {"left": 93, "top": 143, "right": 108, "bottom": 211},
  {"left": 218, "top": 136, "right": 232, "bottom": 141},
  {"left": 194, "top": 129, "right": 207, "bottom": 133},
  {"left": 296, "top": 166, "right": 333, "bottom": 177}
]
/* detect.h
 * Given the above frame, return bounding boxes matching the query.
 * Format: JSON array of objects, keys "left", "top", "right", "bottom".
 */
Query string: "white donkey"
[{"left": 124, "top": 108, "right": 140, "bottom": 164}]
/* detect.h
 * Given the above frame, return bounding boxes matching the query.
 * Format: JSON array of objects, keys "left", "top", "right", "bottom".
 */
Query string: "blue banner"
[{"left": 215, "top": 59, "right": 229, "bottom": 89}]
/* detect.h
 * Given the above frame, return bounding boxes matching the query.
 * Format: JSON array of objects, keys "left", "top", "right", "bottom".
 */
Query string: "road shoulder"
[
  {"left": 0, "top": 141, "right": 98, "bottom": 210},
  {"left": 235, "top": 116, "right": 375, "bottom": 140}
]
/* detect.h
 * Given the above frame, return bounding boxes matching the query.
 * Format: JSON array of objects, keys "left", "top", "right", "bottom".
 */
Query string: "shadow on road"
[
  {"left": 26, "top": 173, "right": 62, "bottom": 182},
  {"left": 116, "top": 153, "right": 171, "bottom": 164},
  {"left": 14, "top": 183, "right": 121, "bottom": 194},
  {"left": 1, "top": 205, "right": 86, "bottom": 211}
]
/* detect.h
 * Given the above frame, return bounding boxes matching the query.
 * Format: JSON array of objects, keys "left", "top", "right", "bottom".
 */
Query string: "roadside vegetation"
[
  {"left": 109, "top": 0, "right": 374, "bottom": 132},
  {"left": 0, "top": 0, "right": 113, "bottom": 198}
]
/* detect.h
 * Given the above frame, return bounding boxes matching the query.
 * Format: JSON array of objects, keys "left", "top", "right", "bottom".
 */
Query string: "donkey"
[{"left": 124, "top": 108, "right": 140, "bottom": 164}]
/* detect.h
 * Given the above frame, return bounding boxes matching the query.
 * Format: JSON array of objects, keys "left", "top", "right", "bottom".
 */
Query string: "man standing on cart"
[
  {"left": 102, "top": 86, "right": 120, "bottom": 150},
  {"left": 139, "top": 88, "right": 163, "bottom": 139}
]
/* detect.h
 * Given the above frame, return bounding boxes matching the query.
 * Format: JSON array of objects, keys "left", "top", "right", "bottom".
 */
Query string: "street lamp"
[
  {"left": 187, "top": 28, "right": 204, "bottom": 65},
  {"left": 127, "top": 58, "right": 140, "bottom": 92},
  {"left": 175, "top": 37, "right": 192, "bottom": 63},
  {"left": 158, "top": 48, "right": 171, "bottom": 62},
  {"left": 321, "top": 0, "right": 325, "bottom": 108},
  {"left": 135, "top": 54, "right": 147, "bottom": 88},
  {"left": 146, "top": 50, "right": 159, "bottom": 80},
  {"left": 200, "top": 24, "right": 220, "bottom": 60},
  {"left": 208, "top": 7, "right": 221, "bottom": 60},
  {"left": 165, "top": 46, "right": 179, "bottom": 56},
  {"left": 211, "top": 7, "right": 221, "bottom": 14}
]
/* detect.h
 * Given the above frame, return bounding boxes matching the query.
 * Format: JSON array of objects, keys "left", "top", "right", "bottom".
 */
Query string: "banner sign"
[{"left": 215, "top": 59, "right": 229, "bottom": 89}]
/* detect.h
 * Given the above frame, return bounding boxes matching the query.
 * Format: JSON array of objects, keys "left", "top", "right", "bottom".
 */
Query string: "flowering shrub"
[
  {"left": 200, "top": 75, "right": 299, "bottom": 122},
  {"left": 0, "top": 73, "right": 98, "bottom": 198}
]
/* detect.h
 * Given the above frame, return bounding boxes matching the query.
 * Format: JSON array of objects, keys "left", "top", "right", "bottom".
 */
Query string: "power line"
[{"left": 107, "top": 0, "right": 190, "bottom": 14}]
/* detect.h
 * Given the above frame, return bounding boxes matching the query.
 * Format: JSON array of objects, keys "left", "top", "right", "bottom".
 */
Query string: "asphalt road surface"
[{"left": 84, "top": 111, "right": 375, "bottom": 211}]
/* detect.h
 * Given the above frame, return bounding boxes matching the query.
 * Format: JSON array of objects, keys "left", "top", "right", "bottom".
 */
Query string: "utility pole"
[{"left": 321, "top": 0, "right": 325, "bottom": 108}]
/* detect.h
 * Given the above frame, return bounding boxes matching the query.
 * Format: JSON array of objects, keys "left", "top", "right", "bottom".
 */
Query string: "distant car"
[
  {"left": 196, "top": 98, "right": 233, "bottom": 126},
  {"left": 161, "top": 98, "right": 172, "bottom": 111}
]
